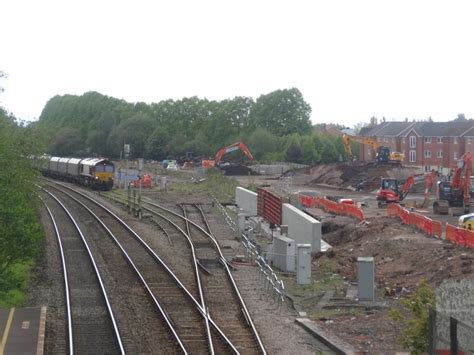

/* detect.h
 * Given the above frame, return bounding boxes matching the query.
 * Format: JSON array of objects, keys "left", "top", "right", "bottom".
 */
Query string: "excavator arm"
[
  {"left": 342, "top": 134, "right": 379, "bottom": 160},
  {"left": 452, "top": 152, "right": 472, "bottom": 208},
  {"left": 215, "top": 142, "right": 254, "bottom": 164}
]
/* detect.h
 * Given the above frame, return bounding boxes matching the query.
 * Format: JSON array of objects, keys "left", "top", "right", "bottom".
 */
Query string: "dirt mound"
[
  {"left": 320, "top": 217, "right": 474, "bottom": 292},
  {"left": 301, "top": 163, "right": 420, "bottom": 191}
]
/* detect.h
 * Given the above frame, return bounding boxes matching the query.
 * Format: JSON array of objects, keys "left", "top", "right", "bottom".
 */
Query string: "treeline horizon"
[{"left": 31, "top": 88, "right": 352, "bottom": 165}]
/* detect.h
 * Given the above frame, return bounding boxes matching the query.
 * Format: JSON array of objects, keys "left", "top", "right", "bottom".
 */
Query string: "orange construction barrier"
[
  {"left": 432, "top": 220, "right": 442, "bottom": 238},
  {"left": 299, "top": 194, "right": 365, "bottom": 221},
  {"left": 387, "top": 204, "right": 442, "bottom": 238},
  {"left": 445, "top": 223, "right": 474, "bottom": 248}
]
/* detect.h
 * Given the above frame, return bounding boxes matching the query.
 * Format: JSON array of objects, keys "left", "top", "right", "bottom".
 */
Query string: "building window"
[
  {"left": 424, "top": 165, "right": 431, "bottom": 172},
  {"left": 454, "top": 151, "right": 458, "bottom": 159},
  {"left": 410, "top": 136, "right": 416, "bottom": 148},
  {"left": 384, "top": 137, "right": 388, "bottom": 143},
  {"left": 468, "top": 137, "right": 472, "bottom": 145},
  {"left": 424, "top": 150, "right": 431, "bottom": 158},
  {"left": 402, "top": 138, "right": 405, "bottom": 144},
  {"left": 424, "top": 137, "right": 432, "bottom": 143},
  {"left": 437, "top": 151, "right": 443, "bottom": 158},
  {"left": 454, "top": 137, "right": 458, "bottom": 144},
  {"left": 409, "top": 150, "right": 416, "bottom": 162},
  {"left": 437, "top": 137, "right": 443, "bottom": 144}
]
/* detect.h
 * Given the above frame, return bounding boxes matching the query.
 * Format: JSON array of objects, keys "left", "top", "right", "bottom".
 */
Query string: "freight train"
[{"left": 41, "top": 156, "right": 114, "bottom": 190}]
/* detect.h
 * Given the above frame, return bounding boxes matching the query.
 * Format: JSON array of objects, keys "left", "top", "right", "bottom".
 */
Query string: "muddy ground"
[{"left": 235, "top": 162, "right": 474, "bottom": 353}]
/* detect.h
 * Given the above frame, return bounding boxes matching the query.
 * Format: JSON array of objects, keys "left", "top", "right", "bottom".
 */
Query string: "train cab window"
[
  {"left": 105, "top": 165, "right": 113, "bottom": 172},
  {"left": 96, "top": 165, "right": 105, "bottom": 172}
]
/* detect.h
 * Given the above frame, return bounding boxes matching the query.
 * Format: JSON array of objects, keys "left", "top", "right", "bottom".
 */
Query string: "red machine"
[
  {"left": 133, "top": 174, "right": 153, "bottom": 188},
  {"left": 203, "top": 142, "right": 254, "bottom": 168},
  {"left": 433, "top": 152, "right": 472, "bottom": 214},
  {"left": 376, "top": 170, "right": 437, "bottom": 208}
]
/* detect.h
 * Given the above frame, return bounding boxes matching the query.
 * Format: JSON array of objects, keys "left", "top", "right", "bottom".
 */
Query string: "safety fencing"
[
  {"left": 299, "top": 194, "right": 365, "bottom": 221},
  {"left": 257, "top": 188, "right": 284, "bottom": 226},
  {"left": 445, "top": 223, "right": 474, "bottom": 249},
  {"left": 213, "top": 194, "right": 285, "bottom": 306},
  {"left": 386, "top": 203, "right": 442, "bottom": 238}
]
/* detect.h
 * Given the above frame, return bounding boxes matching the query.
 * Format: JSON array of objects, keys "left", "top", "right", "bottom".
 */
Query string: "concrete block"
[
  {"left": 235, "top": 187, "right": 258, "bottom": 215},
  {"left": 282, "top": 203, "right": 321, "bottom": 252},
  {"left": 357, "top": 257, "right": 374, "bottom": 301}
]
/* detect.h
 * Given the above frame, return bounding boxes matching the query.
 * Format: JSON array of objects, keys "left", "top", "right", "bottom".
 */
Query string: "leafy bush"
[{"left": 389, "top": 279, "right": 435, "bottom": 353}]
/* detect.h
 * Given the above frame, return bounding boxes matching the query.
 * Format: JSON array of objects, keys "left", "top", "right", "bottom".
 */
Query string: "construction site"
[{"left": 230, "top": 154, "right": 474, "bottom": 353}]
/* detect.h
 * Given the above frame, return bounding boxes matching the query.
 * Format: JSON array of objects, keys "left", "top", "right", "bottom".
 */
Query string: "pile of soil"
[
  {"left": 320, "top": 217, "right": 474, "bottom": 291},
  {"left": 300, "top": 163, "right": 420, "bottom": 192},
  {"left": 311, "top": 216, "right": 474, "bottom": 352}
]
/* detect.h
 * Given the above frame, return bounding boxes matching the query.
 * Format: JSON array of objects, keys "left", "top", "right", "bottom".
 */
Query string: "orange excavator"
[
  {"left": 433, "top": 152, "right": 472, "bottom": 214},
  {"left": 202, "top": 142, "right": 254, "bottom": 169},
  {"left": 376, "top": 170, "right": 437, "bottom": 208}
]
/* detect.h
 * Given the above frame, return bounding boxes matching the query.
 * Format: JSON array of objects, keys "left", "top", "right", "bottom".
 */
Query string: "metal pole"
[
  {"left": 450, "top": 317, "right": 458, "bottom": 355},
  {"left": 138, "top": 176, "right": 142, "bottom": 220}
]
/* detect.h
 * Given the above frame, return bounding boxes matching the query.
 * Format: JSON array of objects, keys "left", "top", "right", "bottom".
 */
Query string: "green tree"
[
  {"left": 250, "top": 88, "right": 312, "bottom": 136},
  {"left": 50, "top": 127, "right": 82, "bottom": 156},
  {"left": 246, "top": 128, "right": 279, "bottom": 161},
  {"left": 0, "top": 109, "right": 43, "bottom": 297}
]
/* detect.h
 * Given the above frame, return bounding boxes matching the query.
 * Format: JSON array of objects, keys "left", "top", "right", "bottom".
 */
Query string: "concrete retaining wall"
[
  {"left": 282, "top": 203, "right": 321, "bottom": 252},
  {"left": 249, "top": 164, "right": 289, "bottom": 175},
  {"left": 235, "top": 187, "right": 258, "bottom": 215},
  {"left": 436, "top": 279, "right": 474, "bottom": 347}
]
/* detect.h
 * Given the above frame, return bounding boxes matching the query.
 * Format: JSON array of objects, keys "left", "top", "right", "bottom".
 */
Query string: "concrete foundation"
[
  {"left": 235, "top": 187, "right": 258, "bottom": 215},
  {"left": 436, "top": 279, "right": 474, "bottom": 348},
  {"left": 282, "top": 203, "right": 321, "bottom": 252}
]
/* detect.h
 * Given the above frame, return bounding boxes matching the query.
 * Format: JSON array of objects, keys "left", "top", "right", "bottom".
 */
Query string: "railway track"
[
  {"left": 106, "top": 189, "right": 267, "bottom": 354},
  {"left": 43, "top": 180, "right": 240, "bottom": 354},
  {"left": 41, "top": 190, "right": 124, "bottom": 354}
]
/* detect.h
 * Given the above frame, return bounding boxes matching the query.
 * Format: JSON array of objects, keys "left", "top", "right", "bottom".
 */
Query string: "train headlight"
[{"left": 95, "top": 176, "right": 99, "bottom": 180}]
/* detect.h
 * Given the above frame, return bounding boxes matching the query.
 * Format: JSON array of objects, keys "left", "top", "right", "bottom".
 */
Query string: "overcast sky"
[{"left": 1, "top": 0, "right": 474, "bottom": 127}]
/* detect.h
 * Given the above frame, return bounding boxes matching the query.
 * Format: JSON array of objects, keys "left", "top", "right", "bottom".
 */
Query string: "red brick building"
[{"left": 358, "top": 121, "right": 474, "bottom": 174}]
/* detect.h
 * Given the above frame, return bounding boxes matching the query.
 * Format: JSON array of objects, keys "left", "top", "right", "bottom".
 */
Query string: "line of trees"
[
  {"left": 0, "top": 103, "right": 43, "bottom": 305},
  {"left": 33, "top": 88, "right": 348, "bottom": 164}
]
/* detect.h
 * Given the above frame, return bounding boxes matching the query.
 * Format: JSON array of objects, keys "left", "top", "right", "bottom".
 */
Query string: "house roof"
[{"left": 360, "top": 121, "right": 474, "bottom": 137}]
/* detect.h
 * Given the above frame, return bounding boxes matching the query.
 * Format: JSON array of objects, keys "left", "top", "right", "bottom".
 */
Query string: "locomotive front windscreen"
[{"left": 96, "top": 164, "right": 114, "bottom": 173}]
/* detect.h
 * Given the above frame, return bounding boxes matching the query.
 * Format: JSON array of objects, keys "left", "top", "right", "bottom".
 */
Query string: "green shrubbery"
[
  {"left": 389, "top": 279, "right": 435, "bottom": 353},
  {"left": 0, "top": 108, "right": 43, "bottom": 306}
]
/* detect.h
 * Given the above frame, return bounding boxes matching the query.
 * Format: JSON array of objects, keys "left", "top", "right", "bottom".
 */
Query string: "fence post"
[{"left": 450, "top": 316, "right": 458, "bottom": 355}]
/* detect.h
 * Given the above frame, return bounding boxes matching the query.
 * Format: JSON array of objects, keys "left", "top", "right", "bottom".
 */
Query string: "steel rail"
[
  {"left": 46, "top": 184, "right": 188, "bottom": 354},
  {"left": 180, "top": 204, "right": 215, "bottom": 355},
  {"left": 46, "top": 180, "right": 240, "bottom": 354},
  {"left": 41, "top": 188, "right": 125, "bottom": 355},
  {"left": 144, "top": 199, "right": 267, "bottom": 355},
  {"left": 41, "top": 200, "right": 74, "bottom": 355}
]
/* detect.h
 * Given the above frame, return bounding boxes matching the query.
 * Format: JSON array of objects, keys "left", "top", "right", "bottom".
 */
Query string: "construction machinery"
[
  {"left": 376, "top": 170, "right": 437, "bottom": 208},
  {"left": 202, "top": 142, "right": 254, "bottom": 169},
  {"left": 342, "top": 134, "right": 404, "bottom": 165},
  {"left": 433, "top": 152, "right": 472, "bottom": 215}
]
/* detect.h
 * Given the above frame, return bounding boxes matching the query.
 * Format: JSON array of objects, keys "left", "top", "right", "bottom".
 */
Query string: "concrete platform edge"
[
  {"left": 36, "top": 306, "right": 47, "bottom": 355},
  {"left": 295, "top": 317, "right": 357, "bottom": 355}
]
